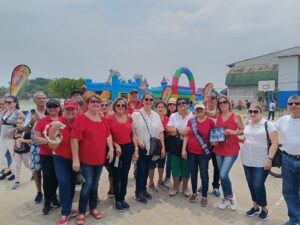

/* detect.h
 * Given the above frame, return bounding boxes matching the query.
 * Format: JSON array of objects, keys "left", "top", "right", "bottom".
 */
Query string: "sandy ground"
[{"left": 0, "top": 154, "right": 287, "bottom": 225}]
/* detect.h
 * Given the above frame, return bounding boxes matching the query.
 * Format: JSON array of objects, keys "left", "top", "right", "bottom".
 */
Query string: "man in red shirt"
[{"left": 126, "top": 89, "right": 142, "bottom": 115}]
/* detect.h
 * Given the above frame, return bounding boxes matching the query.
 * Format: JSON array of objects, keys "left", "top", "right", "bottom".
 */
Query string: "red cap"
[{"left": 63, "top": 100, "right": 78, "bottom": 109}]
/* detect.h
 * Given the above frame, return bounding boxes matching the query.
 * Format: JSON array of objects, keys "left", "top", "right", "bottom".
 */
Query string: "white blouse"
[
  {"left": 241, "top": 118, "right": 277, "bottom": 167},
  {"left": 132, "top": 108, "right": 164, "bottom": 155},
  {"left": 167, "top": 112, "right": 194, "bottom": 139}
]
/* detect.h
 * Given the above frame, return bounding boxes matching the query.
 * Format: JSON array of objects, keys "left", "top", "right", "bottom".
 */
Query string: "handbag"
[
  {"left": 139, "top": 111, "right": 162, "bottom": 156},
  {"left": 264, "top": 121, "right": 282, "bottom": 167}
]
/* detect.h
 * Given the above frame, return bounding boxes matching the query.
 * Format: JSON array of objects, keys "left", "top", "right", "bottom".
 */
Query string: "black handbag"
[
  {"left": 167, "top": 135, "right": 183, "bottom": 157},
  {"left": 139, "top": 111, "right": 162, "bottom": 156},
  {"left": 264, "top": 121, "right": 282, "bottom": 167}
]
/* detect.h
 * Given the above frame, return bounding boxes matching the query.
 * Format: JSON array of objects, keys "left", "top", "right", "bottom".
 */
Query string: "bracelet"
[
  {"left": 135, "top": 147, "right": 139, "bottom": 150},
  {"left": 268, "top": 157, "right": 273, "bottom": 161}
]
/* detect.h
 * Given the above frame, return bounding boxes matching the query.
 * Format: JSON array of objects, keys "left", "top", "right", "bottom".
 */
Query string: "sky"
[{"left": 1, "top": 0, "right": 300, "bottom": 92}]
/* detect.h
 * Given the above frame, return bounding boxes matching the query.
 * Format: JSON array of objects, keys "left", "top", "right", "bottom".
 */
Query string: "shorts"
[
  {"left": 149, "top": 157, "right": 166, "bottom": 170},
  {"left": 170, "top": 153, "right": 190, "bottom": 179}
]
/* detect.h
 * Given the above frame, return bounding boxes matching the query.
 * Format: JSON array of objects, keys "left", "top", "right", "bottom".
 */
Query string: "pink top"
[{"left": 213, "top": 113, "right": 240, "bottom": 156}]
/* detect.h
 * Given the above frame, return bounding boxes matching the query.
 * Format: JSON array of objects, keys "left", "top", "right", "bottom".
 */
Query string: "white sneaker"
[
  {"left": 229, "top": 195, "right": 237, "bottom": 211},
  {"left": 218, "top": 198, "right": 229, "bottom": 210}
]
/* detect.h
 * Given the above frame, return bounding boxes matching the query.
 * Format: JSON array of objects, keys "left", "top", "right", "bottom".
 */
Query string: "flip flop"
[{"left": 76, "top": 214, "right": 85, "bottom": 225}]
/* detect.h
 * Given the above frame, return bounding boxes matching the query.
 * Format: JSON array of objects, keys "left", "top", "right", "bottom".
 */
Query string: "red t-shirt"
[
  {"left": 70, "top": 114, "right": 110, "bottom": 165},
  {"left": 126, "top": 101, "right": 142, "bottom": 115},
  {"left": 187, "top": 117, "right": 215, "bottom": 154},
  {"left": 106, "top": 115, "right": 132, "bottom": 144},
  {"left": 52, "top": 116, "right": 76, "bottom": 159},
  {"left": 213, "top": 113, "right": 240, "bottom": 156},
  {"left": 34, "top": 116, "right": 56, "bottom": 156}
]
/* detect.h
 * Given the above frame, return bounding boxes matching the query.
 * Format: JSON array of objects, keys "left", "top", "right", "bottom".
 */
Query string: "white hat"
[{"left": 194, "top": 102, "right": 206, "bottom": 109}]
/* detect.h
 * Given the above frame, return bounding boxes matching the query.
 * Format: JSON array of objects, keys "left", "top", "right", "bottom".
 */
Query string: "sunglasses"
[
  {"left": 177, "top": 101, "right": 187, "bottom": 106},
  {"left": 168, "top": 103, "right": 176, "bottom": 106},
  {"left": 288, "top": 102, "right": 300, "bottom": 106},
  {"left": 4, "top": 101, "right": 13, "bottom": 104},
  {"left": 218, "top": 100, "right": 228, "bottom": 105},
  {"left": 116, "top": 104, "right": 126, "bottom": 108},
  {"left": 248, "top": 109, "right": 260, "bottom": 114},
  {"left": 196, "top": 108, "right": 205, "bottom": 113},
  {"left": 47, "top": 104, "right": 59, "bottom": 109},
  {"left": 101, "top": 103, "right": 109, "bottom": 107},
  {"left": 144, "top": 98, "right": 154, "bottom": 102},
  {"left": 89, "top": 100, "right": 101, "bottom": 104}
]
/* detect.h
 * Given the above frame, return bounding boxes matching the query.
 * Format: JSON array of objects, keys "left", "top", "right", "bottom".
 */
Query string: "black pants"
[
  {"left": 211, "top": 152, "right": 220, "bottom": 189},
  {"left": 135, "top": 154, "right": 152, "bottom": 194},
  {"left": 113, "top": 143, "right": 134, "bottom": 202},
  {"left": 40, "top": 155, "right": 58, "bottom": 206},
  {"left": 268, "top": 111, "right": 275, "bottom": 120}
]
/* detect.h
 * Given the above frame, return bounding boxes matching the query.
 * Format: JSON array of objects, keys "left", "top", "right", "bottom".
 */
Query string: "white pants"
[
  {"left": 0, "top": 137, "right": 15, "bottom": 173},
  {"left": 14, "top": 153, "right": 30, "bottom": 182}
]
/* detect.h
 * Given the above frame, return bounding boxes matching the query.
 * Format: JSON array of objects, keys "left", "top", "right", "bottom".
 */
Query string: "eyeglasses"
[
  {"left": 144, "top": 98, "right": 154, "bottom": 102},
  {"left": 248, "top": 109, "right": 260, "bottom": 114},
  {"left": 168, "top": 103, "right": 176, "bottom": 106},
  {"left": 177, "top": 101, "right": 187, "bottom": 106},
  {"left": 288, "top": 102, "right": 300, "bottom": 106},
  {"left": 47, "top": 104, "right": 59, "bottom": 109},
  {"left": 89, "top": 100, "right": 101, "bottom": 104},
  {"left": 100, "top": 103, "right": 109, "bottom": 107},
  {"left": 116, "top": 104, "right": 126, "bottom": 108},
  {"left": 218, "top": 100, "right": 228, "bottom": 105},
  {"left": 4, "top": 101, "right": 13, "bottom": 104},
  {"left": 196, "top": 108, "right": 205, "bottom": 113}
]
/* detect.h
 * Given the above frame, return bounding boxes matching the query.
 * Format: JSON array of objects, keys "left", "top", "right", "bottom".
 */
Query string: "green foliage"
[
  {"left": 18, "top": 77, "right": 51, "bottom": 99},
  {"left": 48, "top": 78, "right": 85, "bottom": 99},
  {"left": 0, "top": 86, "right": 9, "bottom": 97}
]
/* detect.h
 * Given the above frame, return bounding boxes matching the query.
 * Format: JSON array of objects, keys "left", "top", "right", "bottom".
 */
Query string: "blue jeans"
[
  {"left": 187, "top": 152, "right": 210, "bottom": 197},
  {"left": 215, "top": 154, "right": 237, "bottom": 198},
  {"left": 5, "top": 150, "right": 12, "bottom": 167},
  {"left": 243, "top": 165, "right": 269, "bottom": 207},
  {"left": 53, "top": 155, "right": 76, "bottom": 216},
  {"left": 282, "top": 153, "right": 300, "bottom": 224},
  {"left": 135, "top": 154, "right": 151, "bottom": 194},
  {"left": 113, "top": 143, "right": 134, "bottom": 202},
  {"left": 79, "top": 163, "right": 103, "bottom": 214}
]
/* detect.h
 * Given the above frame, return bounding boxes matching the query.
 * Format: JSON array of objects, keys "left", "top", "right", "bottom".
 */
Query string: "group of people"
[{"left": 0, "top": 90, "right": 299, "bottom": 225}]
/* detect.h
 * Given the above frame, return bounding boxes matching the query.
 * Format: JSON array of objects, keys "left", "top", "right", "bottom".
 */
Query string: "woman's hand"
[
  {"left": 179, "top": 128, "right": 189, "bottom": 136},
  {"left": 181, "top": 149, "right": 187, "bottom": 160},
  {"left": 133, "top": 150, "right": 139, "bottom": 161},
  {"left": 137, "top": 139, "right": 145, "bottom": 149},
  {"left": 107, "top": 149, "right": 114, "bottom": 163},
  {"left": 115, "top": 145, "right": 122, "bottom": 157},
  {"left": 72, "top": 160, "right": 80, "bottom": 172},
  {"left": 264, "top": 159, "right": 272, "bottom": 170},
  {"left": 224, "top": 129, "right": 236, "bottom": 135},
  {"left": 161, "top": 146, "right": 166, "bottom": 158}
]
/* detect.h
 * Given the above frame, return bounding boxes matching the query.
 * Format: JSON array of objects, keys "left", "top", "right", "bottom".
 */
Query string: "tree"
[
  {"left": 17, "top": 77, "right": 51, "bottom": 99},
  {"left": 0, "top": 86, "right": 9, "bottom": 97},
  {"left": 48, "top": 78, "right": 85, "bottom": 99}
]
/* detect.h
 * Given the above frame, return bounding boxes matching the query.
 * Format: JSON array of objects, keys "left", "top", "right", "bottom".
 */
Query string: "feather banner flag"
[{"left": 10, "top": 64, "right": 31, "bottom": 96}]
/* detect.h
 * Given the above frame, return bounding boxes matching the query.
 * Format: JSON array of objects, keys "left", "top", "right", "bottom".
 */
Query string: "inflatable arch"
[{"left": 171, "top": 67, "right": 196, "bottom": 102}]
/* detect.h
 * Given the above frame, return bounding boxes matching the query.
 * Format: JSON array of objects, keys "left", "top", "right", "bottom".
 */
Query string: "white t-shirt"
[
  {"left": 269, "top": 102, "right": 276, "bottom": 112},
  {"left": 241, "top": 118, "right": 277, "bottom": 167},
  {"left": 132, "top": 108, "right": 164, "bottom": 155},
  {"left": 274, "top": 115, "right": 300, "bottom": 155},
  {"left": 167, "top": 112, "right": 194, "bottom": 139}
]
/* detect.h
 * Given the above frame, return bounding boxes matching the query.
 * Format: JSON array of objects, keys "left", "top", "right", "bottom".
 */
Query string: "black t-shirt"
[{"left": 14, "top": 131, "right": 31, "bottom": 154}]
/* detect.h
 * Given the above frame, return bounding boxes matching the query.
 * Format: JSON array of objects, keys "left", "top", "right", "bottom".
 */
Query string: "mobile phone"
[{"left": 30, "top": 109, "right": 36, "bottom": 115}]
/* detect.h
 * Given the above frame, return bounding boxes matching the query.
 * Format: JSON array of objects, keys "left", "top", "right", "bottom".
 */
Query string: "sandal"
[
  {"left": 90, "top": 209, "right": 102, "bottom": 219},
  {"left": 76, "top": 214, "right": 86, "bottom": 225}
]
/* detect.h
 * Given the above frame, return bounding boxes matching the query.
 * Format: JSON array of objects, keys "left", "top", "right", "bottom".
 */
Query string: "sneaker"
[
  {"left": 107, "top": 190, "right": 114, "bottom": 197},
  {"left": 7, "top": 174, "right": 15, "bottom": 181},
  {"left": 135, "top": 193, "right": 147, "bottom": 204},
  {"left": 189, "top": 193, "right": 199, "bottom": 203},
  {"left": 229, "top": 196, "right": 237, "bottom": 211},
  {"left": 115, "top": 202, "right": 125, "bottom": 212},
  {"left": 52, "top": 198, "right": 61, "bottom": 208},
  {"left": 169, "top": 189, "right": 179, "bottom": 196},
  {"left": 70, "top": 209, "right": 78, "bottom": 217},
  {"left": 0, "top": 170, "right": 12, "bottom": 180},
  {"left": 246, "top": 207, "right": 260, "bottom": 217},
  {"left": 58, "top": 215, "right": 69, "bottom": 225},
  {"left": 200, "top": 197, "right": 208, "bottom": 207},
  {"left": 183, "top": 189, "right": 190, "bottom": 197},
  {"left": 143, "top": 191, "right": 152, "bottom": 199},
  {"left": 258, "top": 210, "right": 268, "bottom": 221},
  {"left": 212, "top": 188, "right": 221, "bottom": 197},
  {"left": 34, "top": 192, "right": 43, "bottom": 204},
  {"left": 42, "top": 205, "right": 52, "bottom": 215},
  {"left": 157, "top": 181, "right": 169, "bottom": 190},
  {"left": 197, "top": 186, "right": 202, "bottom": 193},
  {"left": 122, "top": 200, "right": 130, "bottom": 210},
  {"left": 218, "top": 198, "right": 229, "bottom": 210},
  {"left": 12, "top": 182, "right": 20, "bottom": 189},
  {"left": 148, "top": 184, "right": 158, "bottom": 192}
]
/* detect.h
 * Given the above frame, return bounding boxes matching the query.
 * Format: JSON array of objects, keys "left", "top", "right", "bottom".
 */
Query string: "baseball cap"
[
  {"left": 168, "top": 97, "right": 177, "bottom": 104},
  {"left": 71, "top": 89, "right": 82, "bottom": 96},
  {"left": 46, "top": 99, "right": 60, "bottom": 108},
  {"left": 130, "top": 89, "right": 138, "bottom": 94},
  {"left": 63, "top": 99, "right": 78, "bottom": 109},
  {"left": 194, "top": 102, "right": 206, "bottom": 109}
]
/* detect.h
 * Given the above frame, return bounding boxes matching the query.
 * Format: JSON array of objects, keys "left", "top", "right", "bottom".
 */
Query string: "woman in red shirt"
[
  {"left": 48, "top": 99, "right": 79, "bottom": 225},
  {"left": 182, "top": 102, "right": 215, "bottom": 206},
  {"left": 71, "top": 94, "right": 114, "bottom": 225},
  {"left": 106, "top": 97, "right": 134, "bottom": 212},
  {"left": 213, "top": 96, "right": 244, "bottom": 211},
  {"left": 34, "top": 99, "right": 61, "bottom": 215}
]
